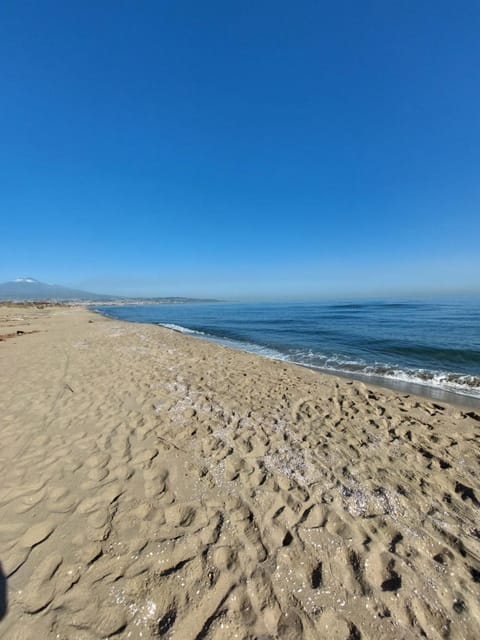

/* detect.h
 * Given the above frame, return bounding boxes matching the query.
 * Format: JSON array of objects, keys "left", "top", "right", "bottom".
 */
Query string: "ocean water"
[{"left": 94, "top": 298, "right": 480, "bottom": 406}]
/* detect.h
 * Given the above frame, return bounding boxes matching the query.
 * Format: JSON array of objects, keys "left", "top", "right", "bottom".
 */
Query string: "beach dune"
[{"left": 0, "top": 306, "right": 479, "bottom": 639}]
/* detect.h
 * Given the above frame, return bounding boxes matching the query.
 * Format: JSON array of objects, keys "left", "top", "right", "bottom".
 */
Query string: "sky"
[{"left": 1, "top": 1, "right": 479, "bottom": 299}]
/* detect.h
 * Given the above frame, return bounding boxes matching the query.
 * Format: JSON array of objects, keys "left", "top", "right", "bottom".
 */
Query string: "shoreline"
[
  {"left": 1, "top": 304, "right": 479, "bottom": 639},
  {"left": 304, "top": 365, "right": 480, "bottom": 409},
  {"left": 94, "top": 307, "right": 480, "bottom": 410}
]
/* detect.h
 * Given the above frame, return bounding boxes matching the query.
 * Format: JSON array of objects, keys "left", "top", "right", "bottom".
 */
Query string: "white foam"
[
  {"left": 158, "top": 323, "right": 205, "bottom": 335},
  {"left": 304, "top": 361, "right": 480, "bottom": 399},
  {"left": 203, "top": 334, "right": 289, "bottom": 361},
  {"left": 159, "top": 324, "right": 290, "bottom": 362}
]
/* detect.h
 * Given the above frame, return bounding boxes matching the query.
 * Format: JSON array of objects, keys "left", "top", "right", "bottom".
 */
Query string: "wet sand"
[{"left": 0, "top": 305, "right": 479, "bottom": 639}]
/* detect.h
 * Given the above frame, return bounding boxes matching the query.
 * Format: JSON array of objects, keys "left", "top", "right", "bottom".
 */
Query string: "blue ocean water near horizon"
[{"left": 94, "top": 298, "right": 480, "bottom": 406}]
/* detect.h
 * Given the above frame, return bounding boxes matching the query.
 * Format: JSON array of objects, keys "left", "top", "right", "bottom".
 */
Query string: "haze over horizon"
[{"left": 1, "top": 2, "right": 479, "bottom": 299}]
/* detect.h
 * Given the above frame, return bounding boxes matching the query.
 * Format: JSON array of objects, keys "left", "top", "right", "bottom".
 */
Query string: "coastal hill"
[{"left": 0, "top": 278, "right": 219, "bottom": 304}]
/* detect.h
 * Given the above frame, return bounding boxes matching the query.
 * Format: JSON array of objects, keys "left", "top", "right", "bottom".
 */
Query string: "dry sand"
[{"left": 0, "top": 305, "right": 479, "bottom": 640}]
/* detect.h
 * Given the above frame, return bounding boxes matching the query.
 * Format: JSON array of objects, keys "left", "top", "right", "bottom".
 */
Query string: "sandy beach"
[{"left": 0, "top": 305, "right": 479, "bottom": 640}]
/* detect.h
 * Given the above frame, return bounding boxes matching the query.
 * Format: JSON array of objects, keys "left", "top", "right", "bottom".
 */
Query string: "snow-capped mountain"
[
  {"left": 0, "top": 278, "right": 116, "bottom": 301},
  {"left": 14, "top": 277, "right": 40, "bottom": 283}
]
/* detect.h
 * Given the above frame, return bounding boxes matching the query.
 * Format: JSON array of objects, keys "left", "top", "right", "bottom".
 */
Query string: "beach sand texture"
[{"left": 0, "top": 306, "right": 479, "bottom": 640}]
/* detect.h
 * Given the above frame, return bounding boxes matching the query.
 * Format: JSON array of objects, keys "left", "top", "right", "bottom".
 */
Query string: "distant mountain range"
[{"left": 0, "top": 278, "right": 219, "bottom": 303}]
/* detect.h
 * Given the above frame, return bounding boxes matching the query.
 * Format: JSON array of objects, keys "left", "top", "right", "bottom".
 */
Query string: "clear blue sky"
[{"left": 1, "top": 1, "right": 479, "bottom": 298}]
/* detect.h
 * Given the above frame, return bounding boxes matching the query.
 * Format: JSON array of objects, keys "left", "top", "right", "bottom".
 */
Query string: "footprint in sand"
[
  {"left": 19, "top": 552, "right": 62, "bottom": 613},
  {"left": 143, "top": 466, "right": 168, "bottom": 499},
  {"left": 20, "top": 520, "right": 56, "bottom": 548},
  {"left": 94, "top": 606, "right": 128, "bottom": 637},
  {"left": 132, "top": 447, "right": 159, "bottom": 466},
  {"left": 229, "top": 503, "right": 267, "bottom": 564},
  {"left": 277, "top": 610, "right": 304, "bottom": 639},
  {"left": 13, "top": 488, "right": 46, "bottom": 514},
  {"left": 165, "top": 503, "right": 197, "bottom": 528}
]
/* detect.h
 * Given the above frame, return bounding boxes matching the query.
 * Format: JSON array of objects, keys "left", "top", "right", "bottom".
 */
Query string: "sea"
[{"left": 94, "top": 297, "right": 480, "bottom": 407}]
